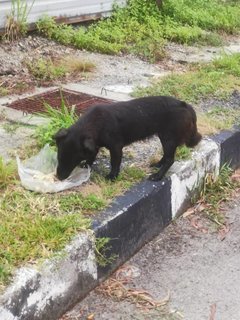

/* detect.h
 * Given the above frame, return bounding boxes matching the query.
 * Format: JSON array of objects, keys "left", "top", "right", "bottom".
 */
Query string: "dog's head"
[{"left": 54, "top": 128, "right": 96, "bottom": 180}]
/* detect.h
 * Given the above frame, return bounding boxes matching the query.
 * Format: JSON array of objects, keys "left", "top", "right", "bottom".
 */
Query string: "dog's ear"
[
  {"left": 53, "top": 128, "right": 69, "bottom": 142},
  {"left": 83, "top": 137, "right": 95, "bottom": 152}
]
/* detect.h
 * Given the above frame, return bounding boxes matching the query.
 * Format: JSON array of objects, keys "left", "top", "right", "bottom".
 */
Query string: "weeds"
[
  {"left": 26, "top": 57, "right": 66, "bottom": 81},
  {"left": 134, "top": 53, "right": 240, "bottom": 103},
  {"left": 34, "top": 95, "right": 78, "bottom": 147},
  {"left": 25, "top": 56, "right": 95, "bottom": 82},
  {"left": 95, "top": 237, "right": 118, "bottom": 267},
  {"left": 190, "top": 165, "right": 240, "bottom": 229},
  {"left": 4, "top": 0, "right": 35, "bottom": 41},
  {"left": 36, "top": 0, "right": 240, "bottom": 61},
  {"left": 0, "top": 157, "right": 17, "bottom": 190},
  {"left": 61, "top": 56, "right": 95, "bottom": 73}
]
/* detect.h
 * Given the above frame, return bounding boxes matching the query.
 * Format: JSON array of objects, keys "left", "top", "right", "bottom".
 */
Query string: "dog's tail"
[{"left": 185, "top": 103, "right": 202, "bottom": 148}]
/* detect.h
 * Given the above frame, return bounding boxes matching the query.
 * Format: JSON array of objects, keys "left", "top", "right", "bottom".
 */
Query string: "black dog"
[{"left": 54, "top": 96, "right": 202, "bottom": 181}]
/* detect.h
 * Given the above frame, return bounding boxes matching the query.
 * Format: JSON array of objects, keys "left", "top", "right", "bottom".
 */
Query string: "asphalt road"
[{"left": 61, "top": 191, "right": 240, "bottom": 320}]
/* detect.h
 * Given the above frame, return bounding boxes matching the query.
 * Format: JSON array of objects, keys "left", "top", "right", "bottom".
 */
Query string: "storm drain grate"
[{"left": 6, "top": 88, "right": 113, "bottom": 115}]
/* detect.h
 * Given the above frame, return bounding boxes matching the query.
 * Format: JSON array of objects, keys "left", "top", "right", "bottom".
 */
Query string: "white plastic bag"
[{"left": 17, "top": 145, "right": 90, "bottom": 193}]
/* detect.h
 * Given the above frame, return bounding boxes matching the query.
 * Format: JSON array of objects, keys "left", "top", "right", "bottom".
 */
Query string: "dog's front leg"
[
  {"left": 149, "top": 157, "right": 174, "bottom": 181},
  {"left": 106, "top": 145, "right": 123, "bottom": 181},
  {"left": 149, "top": 139, "right": 177, "bottom": 181}
]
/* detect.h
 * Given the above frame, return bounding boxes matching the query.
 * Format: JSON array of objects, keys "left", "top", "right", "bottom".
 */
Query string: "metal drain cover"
[{"left": 6, "top": 88, "right": 113, "bottom": 115}]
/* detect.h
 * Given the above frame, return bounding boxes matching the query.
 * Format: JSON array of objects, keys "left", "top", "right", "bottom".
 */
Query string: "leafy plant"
[
  {"left": 4, "top": 0, "right": 35, "bottom": 41},
  {"left": 34, "top": 94, "right": 78, "bottom": 147},
  {"left": 36, "top": 0, "right": 240, "bottom": 61}
]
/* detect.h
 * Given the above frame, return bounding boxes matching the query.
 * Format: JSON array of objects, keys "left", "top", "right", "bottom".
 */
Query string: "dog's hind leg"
[
  {"left": 149, "top": 138, "right": 177, "bottom": 181},
  {"left": 106, "top": 144, "right": 123, "bottom": 181}
]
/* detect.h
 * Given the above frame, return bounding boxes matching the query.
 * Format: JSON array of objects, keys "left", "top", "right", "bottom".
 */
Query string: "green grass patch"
[
  {"left": 0, "top": 87, "right": 9, "bottom": 97},
  {"left": 0, "top": 157, "right": 17, "bottom": 190},
  {"left": 162, "top": 0, "right": 240, "bottom": 33},
  {"left": 175, "top": 145, "right": 192, "bottom": 161},
  {"left": 0, "top": 154, "right": 145, "bottom": 286},
  {"left": 134, "top": 53, "right": 240, "bottom": 103},
  {"left": 0, "top": 183, "right": 91, "bottom": 286},
  {"left": 36, "top": 0, "right": 240, "bottom": 61}
]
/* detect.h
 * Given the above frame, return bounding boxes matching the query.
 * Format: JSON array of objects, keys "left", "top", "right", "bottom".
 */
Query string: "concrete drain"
[{"left": 6, "top": 88, "right": 113, "bottom": 115}]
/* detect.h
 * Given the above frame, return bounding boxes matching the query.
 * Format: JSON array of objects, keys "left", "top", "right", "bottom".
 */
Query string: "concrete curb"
[{"left": 1, "top": 128, "right": 240, "bottom": 320}]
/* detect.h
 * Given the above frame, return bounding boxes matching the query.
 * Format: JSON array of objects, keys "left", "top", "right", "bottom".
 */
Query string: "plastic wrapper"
[{"left": 17, "top": 145, "right": 90, "bottom": 193}]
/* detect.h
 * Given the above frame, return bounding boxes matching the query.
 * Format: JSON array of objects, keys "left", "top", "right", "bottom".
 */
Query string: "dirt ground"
[
  {"left": 1, "top": 34, "right": 240, "bottom": 97},
  {"left": 61, "top": 192, "right": 240, "bottom": 320}
]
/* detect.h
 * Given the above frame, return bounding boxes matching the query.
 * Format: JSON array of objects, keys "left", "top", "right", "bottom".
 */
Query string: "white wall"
[{"left": 0, "top": 0, "right": 126, "bottom": 30}]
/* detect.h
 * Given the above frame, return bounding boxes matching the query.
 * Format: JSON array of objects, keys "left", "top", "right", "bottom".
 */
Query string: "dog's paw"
[
  {"left": 106, "top": 173, "right": 117, "bottom": 181},
  {"left": 150, "top": 162, "right": 161, "bottom": 168},
  {"left": 148, "top": 173, "right": 163, "bottom": 181}
]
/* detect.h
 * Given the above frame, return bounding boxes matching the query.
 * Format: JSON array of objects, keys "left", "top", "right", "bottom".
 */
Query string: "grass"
[
  {"left": 2, "top": 122, "right": 22, "bottom": 134},
  {"left": 0, "top": 152, "right": 145, "bottom": 286},
  {"left": 0, "top": 157, "right": 17, "bottom": 190},
  {"left": 0, "top": 185, "right": 91, "bottom": 286},
  {"left": 134, "top": 53, "right": 240, "bottom": 103},
  {"left": 4, "top": 0, "right": 35, "bottom": 41},
  {"left": 134, "top": 53, "right": 240, "bottom": 136},
  {"left": 0, "top": 87, "right": 9, "bottom": 97},
  {"left": 36, "top": 0, "right": 240, "bottom": 61},
  {"left": 95, "top": 237, "right": 118, "bottom": 267},
  {"left": 197, "top": 107, "right": 240, "bottom": 136},
  {"left": 198, "top": 164, "right": 239, "bottom": 227},
  {"left": 25, "top": 56, "right": 95, "bottom": 82},
  {"left": 175, "top": 145, "right": 192, "bottom": 161},
  {"left": 61, "top": 56, "right": 95, "bottom": 73}
]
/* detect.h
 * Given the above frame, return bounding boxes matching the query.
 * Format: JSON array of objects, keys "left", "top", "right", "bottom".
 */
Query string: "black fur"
[{"left": 54, "top": 96, "right": 202, "bottom": 181}]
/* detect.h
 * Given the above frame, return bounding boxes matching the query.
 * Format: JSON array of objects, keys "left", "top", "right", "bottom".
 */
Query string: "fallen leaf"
[
  {"left": 183, "top": 207, "right": 195, "bottom": 218},
  {"left": 218, "top": 223, "right": 230, "bottom": 241},
  {"left": 190, "top": 216, "right": 208, "bottom": 233},
  {"left": 197, "top": 203, "right": 207, "bottom": 212},
  {"left": 87, "top": 314, "right": 95, "bottom": 320}
]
